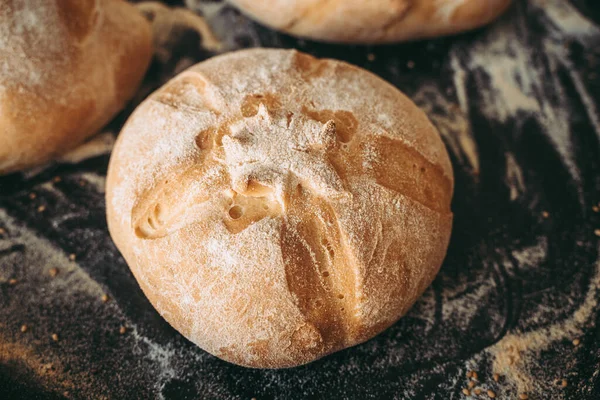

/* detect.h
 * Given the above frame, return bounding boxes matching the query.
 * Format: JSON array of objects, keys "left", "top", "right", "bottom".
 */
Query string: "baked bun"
[
  {"left": 106, "top": 48, "right": 453, "bottom": 368},
  {"left": 0, "top": 0, "right": 152, "bottom": 174},
  {"left": 229, "top": 0, "right": 512, "bottom": 43}
]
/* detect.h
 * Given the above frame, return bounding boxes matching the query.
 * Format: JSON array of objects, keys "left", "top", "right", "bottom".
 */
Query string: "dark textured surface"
[{"left": 1, "top": 0, "right": 600, "bottom": 399}]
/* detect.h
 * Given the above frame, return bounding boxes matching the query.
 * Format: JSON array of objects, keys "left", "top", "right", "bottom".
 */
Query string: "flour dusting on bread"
[
  {"left": 106, "top": 49, "right": 453, "bottom": 368},
  {"left": 0, "top": 0, "right": 152, "bottom": 174}
]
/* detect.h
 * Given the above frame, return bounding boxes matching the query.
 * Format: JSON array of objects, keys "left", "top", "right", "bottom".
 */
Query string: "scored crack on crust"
[
  {"left": 229, "top": 0, "right": 513, "bottom": 44},
  {"left": 106, "top": 48, "right": 454, "bottom": 368}
]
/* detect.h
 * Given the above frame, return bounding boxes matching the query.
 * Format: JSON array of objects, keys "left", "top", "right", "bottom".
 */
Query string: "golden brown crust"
[
  {"left": 0, "top": 0, "right": 153, "bottom": 174},
  {"left": 106, "top": 49, "right": 453, "bottom": 368},
  {"left": 229, "top": 0, "right": 512, "bottom": 43}
]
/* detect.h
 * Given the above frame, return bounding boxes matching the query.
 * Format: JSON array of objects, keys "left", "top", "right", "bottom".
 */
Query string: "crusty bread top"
[
  {"left": 110, "top": 49, "right": 452, "bottom": 200},
  {"left": 107, "top": 49, "right": 453, "bottom": 367},
  {"left": 230, "top": 0, "right": 512, "bottom": 43},
  {"left": 0, "top": 0, "right": 110, "bottom": 93},
  {"left": 0, "top": 0, "right": 152, "bottom": 174}
]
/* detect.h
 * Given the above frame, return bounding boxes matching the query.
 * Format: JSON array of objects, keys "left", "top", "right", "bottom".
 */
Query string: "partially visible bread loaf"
[
  {"left": 229, "top": 0, "right": 512, "bottom": 43},
  {"left": 106, "top": 48, "right": 453, "bottom": 368},
  {"left": 0, "top": 0, "right": 153, "bottom": 174}
]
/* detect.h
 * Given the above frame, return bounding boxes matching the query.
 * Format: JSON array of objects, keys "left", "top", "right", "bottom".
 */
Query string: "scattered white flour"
[
  {"left": 450, "top": 19, "right": 540, "bottom": 122},
  {"left": 58, "top": 132, "right": 116, "bottom": 165},
  {"left": 442, "top": 275, "right": 497, "bottom": 331},
  {"left": 511, "top": 237, "right": 548, "bottom": 270},
  {"left": 487, "top": 250, "right": 600, "bottom": 394},
  {"left": 449, "top": 0, "right": 599, "bottom": 183},
  {"left": 539, "top": 0, "right": 600, "bottom": 38},
  {"left": 450, "top": 53, "right": 469, "bottom": 114},
  {"left": 0, "top": 209, "right": 183, "bottom": 395},
  {"left": 75, "top": 172, "right": 107, "bottom": 194},
  {"left": 505, "top": 153, "right": 526, "bottom": 202},
  {"left": 414, "top": 85, "right": 480, "bottom": 174},
  {"left": 129, "top": 325, "right": 177, "bottom": 388},
  {"left": 564, "top": 61, "right": 600, "bottom": 140}
]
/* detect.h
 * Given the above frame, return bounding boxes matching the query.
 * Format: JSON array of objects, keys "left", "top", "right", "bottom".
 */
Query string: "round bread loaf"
[
  {"left": 0, "top": 0, "right": 153, "bottom": 174},
  {"left": 106, "top": 48, "right": 454, "bottom": 368},
  {"left": 229, "top": 0, "right": 512, "bottom": 43}
]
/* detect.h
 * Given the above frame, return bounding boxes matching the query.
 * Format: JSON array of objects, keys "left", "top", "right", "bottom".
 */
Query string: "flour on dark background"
[{"left": 1, "top": 0, "right": 599, "bottom": 399}]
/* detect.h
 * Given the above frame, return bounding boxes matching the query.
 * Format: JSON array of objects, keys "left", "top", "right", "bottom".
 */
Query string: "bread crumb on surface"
[
  {"left": 51, "top": 333, "right": 59, "bottom": 342},
  {"left": 592, "top": 205, "right": 599, "bottom": 212},
  {"left": 572, "top": 338, "right": 580, "bottom": 346},
  {"left": 468, "top": 380, "right": 475, "bottom": 388},
  {"left": 0, "top": 228, "right": 5, "bottom": 235},
  {"left": 541, "top": 211, "right": 549, "bottom": 218},
  {"left": 101, "top": 294, "right": 110, "bottom": 303},
  {"left": 462, "top": 388, "right": 471, "bottom": 396},
  {"left": 473, "top": 388, "right": 482, "bottom": 395},
  {"left": 52, "top": 176, "right": 61, "bottom": 183},
  {"left": 29, "top": 192, "right": 37, "bottom": 200},
  {"left": 519, "top": 394, "right": 529, "bottom": 399},
  {"left": 37, "top": 205, "right": 46, "bottom": 212},
  {"left": 560, "top": 379, "right": 568, "bottom": 387},
  {"left": 20, "top": 324, "right": 28, "bottom": 333},
  {"left": 594, "top": 229, "right": 600, "bottom": 237},
  {"left": 119, "top": 326, "right": 127, "bottom": 335},
  {"left": 49, "top": 268, "right": 59, "bottom": 277},
  {"left": 8, "top": 278, "right": 17, "bottom": 285},
  {"left": 487, "top": 389, "right": 496, "bottom": 398},
  {"left": 69, "top": 253, "right": 76, "bottom": 261},
  {"left": 493, "top": 373, "right": 500, "bottom": 382}
]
